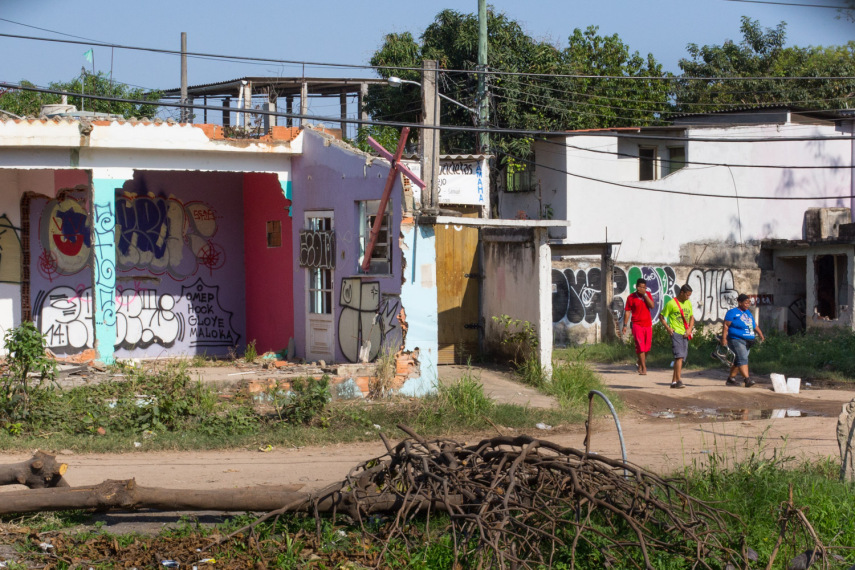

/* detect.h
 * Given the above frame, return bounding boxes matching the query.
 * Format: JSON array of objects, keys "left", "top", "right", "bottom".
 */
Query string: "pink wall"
[
  {"left": 54, "top": 170, "right": 89, "bottom": 193},
  {"left": 243, "top": 173, "right": 294, "bottom": 354}
]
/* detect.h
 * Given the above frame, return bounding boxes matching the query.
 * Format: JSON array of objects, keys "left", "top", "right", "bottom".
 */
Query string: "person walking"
[
  {"left": 658, "top": 284, "right": 694, "bottom": 389},
  {"left": 621, "top": 278, "right": 655, "bottom": 375},
  {"left": 722, "top": 293, "right": 765, "bottom": 388}
]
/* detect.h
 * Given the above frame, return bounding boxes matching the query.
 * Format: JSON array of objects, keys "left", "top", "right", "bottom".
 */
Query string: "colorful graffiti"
[
  {"left": 39, "top": 194, "right": 224, "bottom": 281},
  {"left": 34, "top": 278, "right": 238, "bottom": 352},
  {"left": 686, "top": 268, "right": 737, "bottom": 322},
  {"left": 338, "top": 277, "right": 400, "bottom": 362},
  {"left": 552, "top": 265, "right": 679, "bottom": 329}
]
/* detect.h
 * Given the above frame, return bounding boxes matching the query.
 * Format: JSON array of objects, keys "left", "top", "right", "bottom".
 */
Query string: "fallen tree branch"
[{"left": 0, "top": 451, "right": 68, "bottom": 488}]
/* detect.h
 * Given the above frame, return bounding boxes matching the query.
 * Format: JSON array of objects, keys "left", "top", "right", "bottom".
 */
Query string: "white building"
[{"left": 498, "top": 108, "right": 855, "bottom": 344}]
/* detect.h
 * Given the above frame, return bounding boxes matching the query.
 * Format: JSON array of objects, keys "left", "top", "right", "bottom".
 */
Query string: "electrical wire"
[
  {"left": 5, "top": 80, "right": 855, "bottom": 144},
  {"left": 500, "top": 150, "right": 854, "bottom": 201}
]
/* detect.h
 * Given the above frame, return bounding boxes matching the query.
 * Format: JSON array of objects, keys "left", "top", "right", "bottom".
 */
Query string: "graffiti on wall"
[
  {"left": 686, "top": 268, "right": 737, "bottom": 323},
  {"left": 39, "top": 194, "right": 224, "bottom": 281},
  {"left": 299, "top": 230, "right": 335, "bottom": 270},
  {"left": 34, "top": 278, "right": 239, "bottom": 352},
  {"left": 0, "top": 214, "right": 22, "bottom": 284},
  {"left": 552, "top": 265, "right": 680, "bottom": 329},
  {"left": 338, "top": 277, "right": 400, "bottom": 363}
]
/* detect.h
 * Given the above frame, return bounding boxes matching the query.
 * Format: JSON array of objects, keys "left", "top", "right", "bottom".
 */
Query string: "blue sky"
[{"left": 1, "top": 0, "right": 851, "bottom": 93}]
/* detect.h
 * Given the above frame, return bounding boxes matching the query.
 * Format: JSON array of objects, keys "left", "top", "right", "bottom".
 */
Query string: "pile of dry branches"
[{"left": 306, "top": 425, "right": 744, "bottom": 569}]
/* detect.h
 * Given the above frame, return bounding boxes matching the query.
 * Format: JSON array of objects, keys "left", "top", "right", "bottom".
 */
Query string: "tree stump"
[
  {"left": 837, "top": 398, "right": 855, "bottom": 482},
  {"left": 0, "top": 451, "right": 69, "bottom": 488}
]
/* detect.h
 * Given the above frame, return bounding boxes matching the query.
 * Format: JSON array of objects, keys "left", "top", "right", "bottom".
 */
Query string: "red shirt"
[{"left": 624, "top": 291, "right": 653, "bottom": 326}]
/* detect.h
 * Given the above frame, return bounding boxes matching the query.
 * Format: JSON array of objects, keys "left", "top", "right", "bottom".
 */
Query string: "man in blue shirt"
[{"left": 721, "top": 293, "right": 765, "bottom": 388}]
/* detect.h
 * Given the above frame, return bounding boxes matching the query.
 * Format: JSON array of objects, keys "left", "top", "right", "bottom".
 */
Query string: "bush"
[
  {"left": 1, "top": 321, "right": 57, "bottom": 425},
  {"left": 280, "top": 376, "right": 331, "bottom": 426},
  {"left": 438, "top": 373, "right": 493, "bottom": 424}
]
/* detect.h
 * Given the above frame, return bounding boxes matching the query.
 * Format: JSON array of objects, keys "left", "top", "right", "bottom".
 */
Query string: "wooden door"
[{"left": 436, "top": 207, "right": 480, "bottom": 364}]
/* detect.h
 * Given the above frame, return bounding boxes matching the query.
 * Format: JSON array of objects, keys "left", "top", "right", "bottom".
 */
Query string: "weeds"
[
  {"left": 243, "top": 339, "right": 257, "bottom": 363},
  {"left": 436, "top": 371, "right": 493, "bottom": 424},
  {"left": 279, "top": 375, "right": 332, "bottom": 426},
  {"left": 369, "top": 345, "right": 397, "bottom": 399}
]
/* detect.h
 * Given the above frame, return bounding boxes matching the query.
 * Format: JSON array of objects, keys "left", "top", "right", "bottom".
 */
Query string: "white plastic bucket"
[
  {"left": 770, "top": 373, "right": 788, "bottom": 394},
  {"left": 787, "top": 377, "right": 801, "bottom": 394}
]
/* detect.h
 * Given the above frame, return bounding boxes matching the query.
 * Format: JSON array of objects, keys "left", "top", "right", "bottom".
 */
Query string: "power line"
[
  {"left": 537, "top": 137, "right": 855, "bottom": 169},
  {"left": 723, "top": 0, "right": 848, "bottom": 8},
  {"left": 501, "top": 150, "right": 854, "bottom": 201},
  {"left": 4, "top": 31, "right": 855, "bottom": 83},
  {"left": 4, "top": 81, "right": 855, "bottom": 144}
]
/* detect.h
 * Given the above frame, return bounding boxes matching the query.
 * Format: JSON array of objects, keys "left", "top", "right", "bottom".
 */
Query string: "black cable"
[
  {"left": 5, "top": 81, "right": 855, "bottom": 143},
  {"left": 501, "top": 150, "right": 855, "bottom": 201},
  {"left": 3, "top": 31, "right": 855, "bottom": 83},
  {"left": 722, "top": 0, "right": 847, "bottom": 8},
  {"left": 537, "top": 136, "right": 854, "bottom": 169}
]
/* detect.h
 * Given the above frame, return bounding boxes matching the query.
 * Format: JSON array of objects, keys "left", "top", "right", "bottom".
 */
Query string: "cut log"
[
  {"left": 0, "top": 451, "right": 69, "bottom": 488},
  {"left": 0, "top": 479, "right": 461, "bottom": 516},
  {"left": 0, "top": 479, "right": 308, "bottom": 514}
]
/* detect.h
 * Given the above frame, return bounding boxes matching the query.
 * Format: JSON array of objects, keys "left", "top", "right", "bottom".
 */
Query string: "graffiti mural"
[
  {"left": 553, "top": 265, "right": 679, "bottom": 330},
  {"left": 38, "top": 194, "right": 224, "bottom": 282},
  {"left": 39, "top": 196, "right": 90, "bottom": 279},
  {"left": 338, "top": 277, "right": 400, "bottom": 362},
  {"left": 35, "top": 278, "right": 239, "bottom": 353},
  {"left": 686, "top": 268, "right": 737, "bottom": 322}
]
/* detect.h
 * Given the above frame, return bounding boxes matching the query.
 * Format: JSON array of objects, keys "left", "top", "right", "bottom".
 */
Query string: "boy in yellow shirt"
[{"left": 658, "top": 284, "right": 695, "bottom": 389}]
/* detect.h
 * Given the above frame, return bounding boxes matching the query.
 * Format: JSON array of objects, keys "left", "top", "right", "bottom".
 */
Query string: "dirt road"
[{"left": 0, "top": 362, "right": 851, "bottom": 533}]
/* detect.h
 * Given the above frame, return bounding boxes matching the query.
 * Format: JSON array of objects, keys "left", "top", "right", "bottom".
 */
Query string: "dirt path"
[{"left": 0, "top": 361, "right": 851, "bottom": 534}]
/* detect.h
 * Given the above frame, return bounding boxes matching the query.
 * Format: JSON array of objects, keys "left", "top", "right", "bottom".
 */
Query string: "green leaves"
[
  {"left": 1, "top": 321, "right": 57, "bottom": 425},
  {"left": 0, "top": 72, "right": 162, "bottom": 119}
]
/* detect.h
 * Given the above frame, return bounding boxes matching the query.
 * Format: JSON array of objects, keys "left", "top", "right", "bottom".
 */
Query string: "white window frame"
[{"left": 358, "top": 200, "right": 392, "bottom": 275}]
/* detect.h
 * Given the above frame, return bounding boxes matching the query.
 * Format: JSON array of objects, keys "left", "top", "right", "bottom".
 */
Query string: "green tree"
[
  {"left": 675, "top": 17, "right": 855, "bottom": 112},
  {"left": 0, "top": 72, "right": 161, "bottom": 119},
  {"left": 363, "top": 8, "right": 670, "bottom": 159}
]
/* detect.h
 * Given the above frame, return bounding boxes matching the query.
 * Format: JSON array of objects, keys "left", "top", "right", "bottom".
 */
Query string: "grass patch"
[
  {"left": 555, "top": 325, "right": 855, "bottom": 382},
  {"left": 511, "top": 355, "right": 621, "bottom": 415},
  {"left": 683, "top": 454, "right": 855, "bottom": 566},
  {"left": 0, "top": 364, "right": 573, "bottom": 453}
]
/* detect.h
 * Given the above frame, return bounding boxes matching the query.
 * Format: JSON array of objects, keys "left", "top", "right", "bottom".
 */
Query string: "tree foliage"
[
  {"left": 363, "top": 8, "right": 669, "bottom": 159},
  {"left": 675, "top": 17, "right": 855, "bottom": 112},
  {"left": 0, "top": 72, "right": 161, "bottom": 119}
]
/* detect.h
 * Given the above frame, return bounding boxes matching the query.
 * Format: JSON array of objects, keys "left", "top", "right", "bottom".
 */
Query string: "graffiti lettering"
[
  {"left": 299, "top": 230, "right": 335, "bottom": 270},
  {"left": 338, "top": 278, "right": 400, "bottom": 362},
  {"left": 686, "top": 268, "right": 737, "bottom": 323},
  {"left": 439, "top": 162, "right": 474, "bottom": 176},
  {"left": 553, "top": 265, "right": 679, "bottom": 331},
  {"left": 181, "top": 279, "right": 239, "bottom": 347}
]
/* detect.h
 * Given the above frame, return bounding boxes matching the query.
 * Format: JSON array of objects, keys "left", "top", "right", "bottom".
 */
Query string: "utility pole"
[
  {"left": 180, "top": 32, "right": 188, "bottom": 123},
  {"left": 477, "top": 0, "right": 489, "bottom": 154},
  {"left": 421, "top": 59, "right": 441, "bottom": 212}
]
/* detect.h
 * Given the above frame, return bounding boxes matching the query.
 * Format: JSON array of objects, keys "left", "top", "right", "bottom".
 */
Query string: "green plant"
[
  {"left": 280, "top": 376, "right": 332, "bottom": 426},
  {"left": 243, "top": 340, "right": 257, "bottom": 363},
  {"left": 369, "top": 345, "right": 397, "bottom": 398},
  {"left": 492, "top": 314, "right": 539, "bottom": 365},
  {"left": 1, "top": 321, "right": 57, "bottom": 423},
  {"left": 437, "top": 372, "right": 494, "bottom": 424}
]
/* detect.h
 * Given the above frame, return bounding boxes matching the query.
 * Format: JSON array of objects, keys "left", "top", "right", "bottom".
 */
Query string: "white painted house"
[{"left": 497, "top": 108, "right": 855, "bottom": 344}]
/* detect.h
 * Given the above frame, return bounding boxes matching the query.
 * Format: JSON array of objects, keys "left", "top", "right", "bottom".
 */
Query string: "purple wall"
[
  {"left": 291, "top": 130, "right": 404, "bottom": 363},
  {"left": 30, "top": 171, "right": 246, "bottom": 358}
]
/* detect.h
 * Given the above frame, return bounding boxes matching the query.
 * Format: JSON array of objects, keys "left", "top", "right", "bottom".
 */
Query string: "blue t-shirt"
[{"left": 725, "top": 307, "right": 755, "bottom": 340}]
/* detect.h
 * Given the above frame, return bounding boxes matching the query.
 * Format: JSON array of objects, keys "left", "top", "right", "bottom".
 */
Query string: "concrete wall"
[
  {"left": 29, "top": 170, "right": 247, "bottom": 358},
  {"left": 511, "top": 123, "right": 853, "bottom": 264},
  {"left": 243, "top": 172, "right": 294, "bottom": 354},
  {"left": 291, "top": 129, "right": 405, "bottom": 364},
  {"left": 552, "top": 258, "right": 763, "bottom": 345},
  {"left": 483, "top": 228, "right": 552, "bottom": 371}
]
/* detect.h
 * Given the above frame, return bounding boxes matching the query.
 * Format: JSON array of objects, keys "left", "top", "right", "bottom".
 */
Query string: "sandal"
[{"left": 670, "top": 381, "right": 685, "bottom": 389}]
